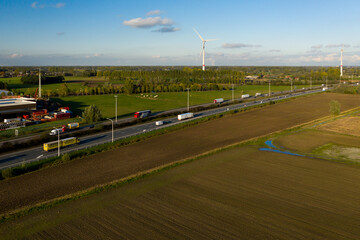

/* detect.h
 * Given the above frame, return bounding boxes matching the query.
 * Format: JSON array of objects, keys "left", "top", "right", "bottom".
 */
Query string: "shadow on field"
[{"left": 52, "top": 98, "right": 87, "bottom": 116}]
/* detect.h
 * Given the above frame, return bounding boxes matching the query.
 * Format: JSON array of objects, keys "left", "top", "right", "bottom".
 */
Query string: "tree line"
[{"left": 20, "top": 75, "right": 64, "bottom": 84}]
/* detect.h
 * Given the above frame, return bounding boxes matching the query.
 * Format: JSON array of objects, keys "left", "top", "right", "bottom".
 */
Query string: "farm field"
[
  {"left": 1, "top": 145, "right": 360, "bottom": 239},
  {"left": 53, "top": 84, "right": 318, "bottom": 118},
  {"left": 1, "top": 93, "right": 360, "bottom": 216},
  {"left": 272, "top": 113, "right": 360, "bottom": 163}
]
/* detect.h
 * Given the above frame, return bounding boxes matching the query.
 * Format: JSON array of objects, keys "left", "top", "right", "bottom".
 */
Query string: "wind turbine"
[
  {"left": 193, "top": 28, "right": 217, "bottom": 71},
  {"left": 340, "top": 46, "right": 343, "bottom": 78}
]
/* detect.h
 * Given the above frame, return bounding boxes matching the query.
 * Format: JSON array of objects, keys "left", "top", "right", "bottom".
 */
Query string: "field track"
[{"left": 1, "top": 93, "right": 360, "bottom": 215}]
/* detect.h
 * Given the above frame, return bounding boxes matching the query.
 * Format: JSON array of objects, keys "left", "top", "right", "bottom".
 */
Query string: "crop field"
[
  {"left": 272, "top": 113, "right": 360, "bottom": 164},
  {"left": 53, "top": 84, "right": 318, "bottom": 118},
  {"left": 1, "top": 145, "right": 360, "bottom": 239},
  {"left": 1, "top": 93, "right": 360, "bottom": 216},
  {"left": 273, "top": 129, "right": 360, "bottom": 154},
  {"left": 318, "top": 115, "right": 360, "bottom": 136}
]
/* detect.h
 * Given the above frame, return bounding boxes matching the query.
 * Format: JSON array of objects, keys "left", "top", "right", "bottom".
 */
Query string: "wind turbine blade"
[
  {"left": 193, "top": 28, "right": 204, "bottom": 41},
  {"left": 205, "top": 39, "right": 218, "bottom": 42}
]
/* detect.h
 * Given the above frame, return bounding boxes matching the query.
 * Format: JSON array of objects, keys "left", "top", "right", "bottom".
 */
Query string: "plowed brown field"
[
  {"left": 2, "top": 146, "right": 360, "bottom": 239},
  {"left": 1, "top": 93, "right": 360, "bottom": 215}
]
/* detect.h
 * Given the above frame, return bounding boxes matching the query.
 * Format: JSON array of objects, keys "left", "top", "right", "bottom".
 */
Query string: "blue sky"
[{"left": 1, "top": 0, "right": 360, "bottom": 66}]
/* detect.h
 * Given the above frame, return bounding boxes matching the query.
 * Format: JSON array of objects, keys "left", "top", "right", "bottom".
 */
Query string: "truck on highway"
[
  {"left": 241, "top": 94, "right": 250, "bottom": 99},
  {"left": 134, "top": 110, "right": 151, "bottom": 119},
  {"left": 43, "top": 137, "right": 80, "bottom": 151},
  {"left": 178, "top": 112, "right": 194, "bottom": 121},
  {"left": 255, "top": 93, "right": 262, "bottom": 97},
  {"left": 49, "top": 123, "right": 79, "bottom": 135},
  {"left": 49, "top": 127, "right": 65, "bottom": 136},
  {"left": 213, "top": 98, "right": 224, "bottom": 104}
]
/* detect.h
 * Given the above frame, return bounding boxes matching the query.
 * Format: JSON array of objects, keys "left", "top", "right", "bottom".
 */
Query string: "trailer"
[
  {"left": 4, "top": 118, "right": 22, "bottom": 124},
  {"left": 43, "top": 137, "right": 80, "bottom": 151},
  {"left": 241, "top": 94, "right": 250, "bottom": 99},
  {"left": 255, "top": 93, "right": 262, "bottom": 97},
  {"left": 67, "top": 122, "right": 79, "bottom": 129},
  {"left": 155, "top": 121, "right": 164, "bottom": 126},
  {"left": 134, "top": 110, "right": 151, "bottom": 119},
  {"left": 54, "top": 112, "right": 71, "bottom": 120},
  {"left": 178, "top": 112, "right": 194, "bottom": 121},
  {"left": 213, "top": 98, "right": 224, "bottom": 104}
]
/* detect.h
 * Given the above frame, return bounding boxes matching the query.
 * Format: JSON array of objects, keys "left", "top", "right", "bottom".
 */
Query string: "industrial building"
[{"left": 0, "top": 97, "right": 37, "bottom": 120}]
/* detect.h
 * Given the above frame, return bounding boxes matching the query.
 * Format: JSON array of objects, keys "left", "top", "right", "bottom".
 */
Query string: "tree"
[
  {"left": 329, "top": 100, "right": 341, "bottom": 116},
  {"left": 124, "top": 79, "right": 134, "bottom": 94},
  {"left": 59, "top": 83, "right": 70, "bottom": 97},
  {"left": 82, "top": 105, "right": 102, "bottom": 123}
]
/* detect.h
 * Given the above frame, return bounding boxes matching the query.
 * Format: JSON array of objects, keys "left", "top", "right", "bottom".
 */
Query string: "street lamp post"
[
  {"left": 310, "top": 77, "right": 312, "bottom": 89},
  {"left": 290, "top": 78, "right": 293, "bottom": 92},
  {"left": 53, "top": 127, "right": 60, "bottom": 157},
  {"left": 326, "top": 76, "right": 328, "bottom": 88},
  {"left": 232, "top": 83, "right": 234, "bottom": 103},
  {"left": 186, "top": 88, "right": 190, "bottom": 112},
  {"left": 268, "top": 80, "right": 271, "bottom": 96},
  {"left": 114, "top": 95, "right": 118, "bottom": 123},
  {"left": 107, "top": 118, "right": 114, "bottom": 142}
]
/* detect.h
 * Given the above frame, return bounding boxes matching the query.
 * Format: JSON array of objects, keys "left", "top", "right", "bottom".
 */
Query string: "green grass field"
[{"left": 52, "top": 84, "right": 318, "bottom": 119}]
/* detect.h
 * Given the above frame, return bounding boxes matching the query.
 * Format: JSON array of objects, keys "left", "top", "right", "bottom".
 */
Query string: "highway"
[{"left": 0, "top": 88, "right": 324, "bottom": 170}]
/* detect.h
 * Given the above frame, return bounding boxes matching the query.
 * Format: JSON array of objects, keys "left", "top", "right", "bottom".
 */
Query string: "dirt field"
[
  {"left": 1, "top": 93, "right": 360, "bottom": 215},
  {"left": 2, "top": 146, "right": 360, "bottom": 239},
  {"left": 319, "top": 116, "right": 360, "bottom": 136}
]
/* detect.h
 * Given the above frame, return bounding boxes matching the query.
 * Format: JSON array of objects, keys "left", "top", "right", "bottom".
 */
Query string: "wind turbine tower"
[
  {"left": 193, "top": 28, "right": 217, "bottom": 71},
  {"left": 340, "top": 47, "right": 343, "bottom": 78}
]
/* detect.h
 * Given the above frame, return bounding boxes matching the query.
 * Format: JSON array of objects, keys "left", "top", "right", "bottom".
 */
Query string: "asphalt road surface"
[{"left": 0, "top": 88, "right": 323, "bottom": 170}]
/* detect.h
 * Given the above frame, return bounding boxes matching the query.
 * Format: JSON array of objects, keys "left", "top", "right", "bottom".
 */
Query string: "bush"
[
  {"left": 1, "top": 168, "right": 13, "bottom": 179},
  {"left": 329, "top": 100, "right": 341, "bottom": 116},
  {"left": 61, "top": 153, "right": 70, "bottom": 162}
]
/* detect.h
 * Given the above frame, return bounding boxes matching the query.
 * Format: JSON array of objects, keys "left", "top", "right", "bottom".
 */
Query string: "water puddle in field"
[{"left": 259, "top": 140, "right": 305, "bottom": 157}]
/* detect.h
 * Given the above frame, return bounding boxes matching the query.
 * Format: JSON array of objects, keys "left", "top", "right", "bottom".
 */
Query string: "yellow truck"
[
  {"left": 67, "top": 122, "right": 79, "bottom": 129},
  {"left": 43, "top": 137, "right": 80, "bottom": 151}
]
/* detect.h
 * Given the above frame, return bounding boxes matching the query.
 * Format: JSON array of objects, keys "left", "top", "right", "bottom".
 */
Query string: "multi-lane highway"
[{"left": 0, "top": 88, "right": 324, "bottom": 170}]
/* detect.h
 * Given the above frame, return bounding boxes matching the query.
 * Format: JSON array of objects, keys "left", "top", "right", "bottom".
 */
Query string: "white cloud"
[
  {"left": 269, "top": 49, "right": 281, "bottom": 53},
  {"left": 9, "top": 53, "right": 23, "bottom": 59},
  {"left": 152, "top": 27, "right": 180, "bottom": 33},
  {"left": 326, "top": 44, "right": 350, "bottom": 48},
  {"left": 55, "top": 3, "right": 66, "bottom": 8},
  {"left": 123, "top": 16, "right": 173, "bottom": 28},
  {"left": 311, "top": 44, "right": 323, "bottom": 49},
  {"left": 146, "top": 10, "right": 163, "bottom": 16},
  {"left": 222, "top": 43, "right": 262, "bottom": 48},
  {"left": 31, "top": 2, "right": 65, "bottom": 9}
]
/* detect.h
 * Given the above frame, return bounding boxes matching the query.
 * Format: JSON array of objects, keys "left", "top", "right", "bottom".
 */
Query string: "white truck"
[
  {"left": 178, "top": 112, "right": 194, "bottom": 121},
  {"left": 241, "top": 94, "right": 250, "bottom": 99},
  {"left": 255, "top": 93, "right": 262, "bottom": 97},
  {"left": 213, "top": 98, "right": 224, "bottom": 104},
  {"left": 49, "top": 128, "right": 64, "bottom": 136}
]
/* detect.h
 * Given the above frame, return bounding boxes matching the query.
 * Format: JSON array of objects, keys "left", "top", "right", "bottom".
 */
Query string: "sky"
[{"left": 1, "top": 0, "right": 360, "bottom": 66}]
